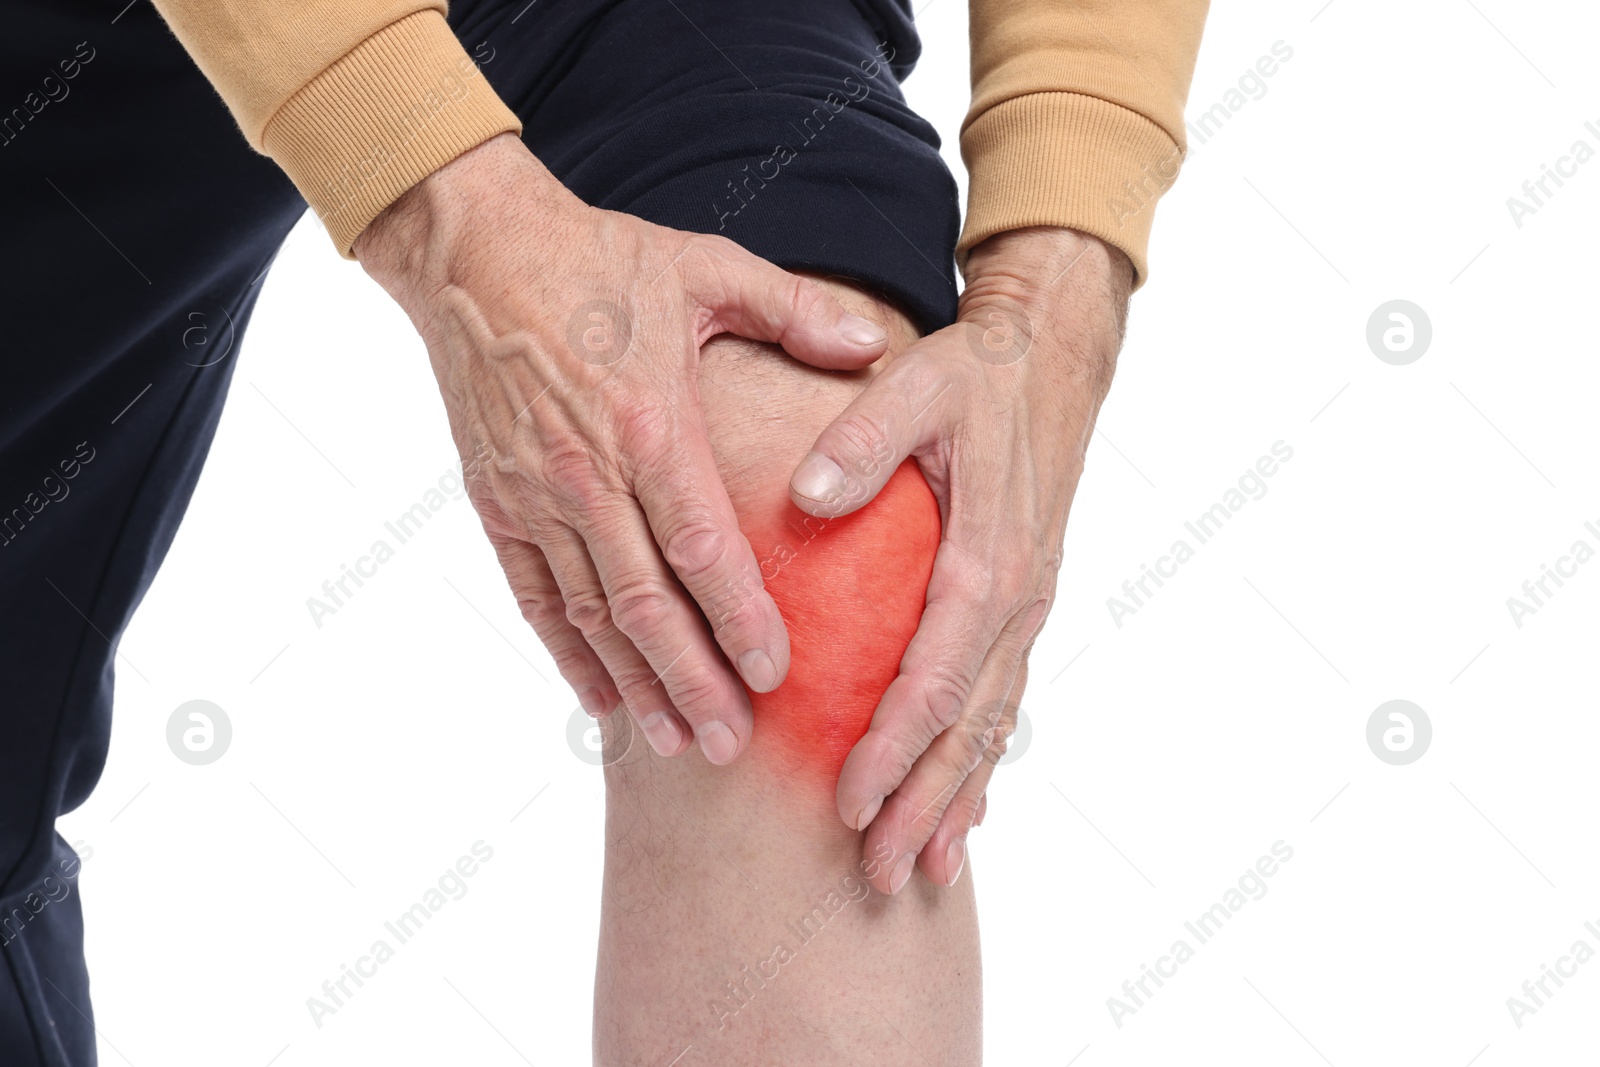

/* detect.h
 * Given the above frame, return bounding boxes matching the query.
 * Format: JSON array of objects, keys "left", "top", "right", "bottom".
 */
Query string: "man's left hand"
[{"left": 787, "top": 226, "right": 1134, "bottom": 893}]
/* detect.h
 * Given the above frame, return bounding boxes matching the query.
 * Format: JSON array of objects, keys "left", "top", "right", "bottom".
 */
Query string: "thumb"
[
  {"left": 789, "top": 355, "right": 953, "bottom": 518},
  {"left": 690, "top": 237, "right": 888, "bottom": 369}
]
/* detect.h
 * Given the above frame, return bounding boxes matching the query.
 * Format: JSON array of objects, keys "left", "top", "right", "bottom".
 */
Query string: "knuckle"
[
  {"left": 1016, "top": 593, "right": 1053, "bottom": 643},
  {"left": 691, "top": 232, "right": 746, "bottom": 270},
  {"left": 609, "top": 660, "right": 669, "bottom": 702},
  {"left": 935, "top": 549, "right": 994, "bottom": 597},
  {"left": 703, "top": 578, "right": 763, "bottom": 639},
  {"left": 830, "top": 413, "right": 891, "bottom": 466},
  {"left": 523, "top": 512, "right": 569, "bottom": 547},
  {"left": 541, "top": 433, "right": 601, "bottom": 497},
  {"left": 921, "top": 673, "right": 973, "bottom": 731},
  {"left": 608, "top": 581, "right": 674, "bottom": 643},
  {"left": 517, "top": 590, "right": 569, "bottom": 635},
  {"left": 611, "top": 399, "right": 674, "bottom": 461},
  {"left": 546, "top": 640, "right": 596, "bottom": 683},
  {"left": 980, "top": 724, "right": 1010, "bottom": 767},
  {"left": 936, "top": 706, "right": 998, "bottom": 780},
  {"left": 904, "top": 782, "right": 960, "bottom": 837},
  {"left": 957, "top": 720, "right": 997, "bottom": 775},
  {"left": 985, "top": 702, "right": 1022, "bottom": 765},
  {"left": 660, "top": 522, "right": 733, "bottom": 587},
  {"left": 681, "top": 234, "right": 737, "bottom": 285},
  {"left": 685, "top": 232, "right": 725, "bottom": 257},
  {"left": 661, "top": 668, "right": 726, "bottom": 718},
  {"left": 987, "top": 733, "right": 1012, "bottom": 768},
  {"left": 786, "top": 274, "right": 829, "bottom": 320},
  {"left": 994, "top": 558, "right": 1039, "bottom": 601},
  {"left": 881, "top": 730, "right": 934, "bottom": 783},
  {"left": 946, "top": 783, "right": 989, "bottom": 834},
  {"left": 563, "top": 590, "right": 612, "bottom": 634}
]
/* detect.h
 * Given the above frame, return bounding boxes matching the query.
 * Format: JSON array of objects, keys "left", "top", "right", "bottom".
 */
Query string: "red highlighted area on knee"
[{"left": 737, "top": 460, "right": 940, "bottom": 782}]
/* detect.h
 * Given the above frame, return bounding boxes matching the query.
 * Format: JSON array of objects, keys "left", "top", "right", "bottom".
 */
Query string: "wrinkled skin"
[{"left": 354, "top": 133, "right": 892, "bottom": 766}]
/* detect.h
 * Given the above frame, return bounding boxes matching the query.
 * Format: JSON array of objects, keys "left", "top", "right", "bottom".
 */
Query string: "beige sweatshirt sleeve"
[
  {"left": 960, "top": 0, "right": 1211, "bottom": 286},
  {"left": 150, "top": 1, "right": 521, "bottom": 255},
  {"left": 150, "top": 0, "right": 1204, "bottom": 279}
]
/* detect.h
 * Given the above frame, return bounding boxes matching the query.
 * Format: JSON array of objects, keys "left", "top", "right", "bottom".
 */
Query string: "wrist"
[
  {"left": 959, "top": 227, "right": 1132, "bottom": 320},
  {"left": 957, "top": 228, "right": 1131, "bottom": 389},
  {"left": 352, "top": 132, "right": 575, "bottom": 301}
]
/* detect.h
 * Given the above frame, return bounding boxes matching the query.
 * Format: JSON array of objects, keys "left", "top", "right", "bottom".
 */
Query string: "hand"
[
  {"left": 787, "top": 227, "right": 1133, "bottom": 891},
  {"left": 354, "top": 133, "right": 890, "bottom": 764}
]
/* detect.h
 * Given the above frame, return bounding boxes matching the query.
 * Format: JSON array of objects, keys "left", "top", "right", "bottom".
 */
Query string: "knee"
[{"left": 739, "top": 460, "right": 939, "bottom": 781}]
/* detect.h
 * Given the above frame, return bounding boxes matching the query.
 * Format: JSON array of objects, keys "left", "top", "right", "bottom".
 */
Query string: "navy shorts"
[{"left": 0, "top": 0, "right": 957, "bottom": 1062}]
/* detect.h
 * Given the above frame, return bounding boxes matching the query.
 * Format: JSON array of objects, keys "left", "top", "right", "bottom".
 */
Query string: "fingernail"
[
  {"left": 696, "top": 721, "right": 739, "bottom": 765},
  {"left": 578, "top": 687, "right": 605, "bottom": 717},
  {"left": 640, "top": 712, "right": 683, "bottom": 756},
  {"left": 737, "top": 648, "right": 778, "bottom": 692},
  {"left": 889, "top": 852, "right": 916, "bottom": 894},
  {"left": 945, "top": 838, "right": 966, "bottom": 887},
  {"left": 854, "top": 794, "right": 885, "bottom": 830},
  {"left": 837, "top": 312, "right": 887, "bottom": 347},
  {"left": 792, "top": 451, "right": 847, "bottom": 505}
]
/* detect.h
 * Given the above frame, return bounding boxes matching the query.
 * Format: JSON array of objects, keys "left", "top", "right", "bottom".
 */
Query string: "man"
[{"left": 0, "top": 0, "right": 1206, "bottom": 1061}]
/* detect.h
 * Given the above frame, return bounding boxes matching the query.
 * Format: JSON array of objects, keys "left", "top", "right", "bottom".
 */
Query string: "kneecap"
[{"left": 738, "top": 460, "right": 940, "bottom": 782}]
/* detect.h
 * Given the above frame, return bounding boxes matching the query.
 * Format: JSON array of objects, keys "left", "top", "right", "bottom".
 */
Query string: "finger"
[
  {"left": 684, "top": 235, "right": 889, "bottom": 369},
  {"left": 836, "top": 544, "right": 1008, "bottom": 831},
  {"left": 919, "top": 661, "right": 1028, "bottom": 888},
  {"left": 631, "top": 412, "right": 791, "bottom": 701},
  {"left": 788, "top": 355, "right": 958, "bottom": 519},
  {"left": 487, "top": 532, "right": 617, "bottom": 718},
  {"left": 858, "top": 617, "right": 1032, "bottom": 894},
  {"left": 536, "top": 521, "right": 697, "bottom": 759},
  {"left": 569, "top": 494, "right": 757, "bottom": 765}
]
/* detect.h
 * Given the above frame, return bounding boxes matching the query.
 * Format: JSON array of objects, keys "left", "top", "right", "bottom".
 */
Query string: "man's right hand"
[{"left": 352, "top": 133, "right": 890, "bottom": 764}]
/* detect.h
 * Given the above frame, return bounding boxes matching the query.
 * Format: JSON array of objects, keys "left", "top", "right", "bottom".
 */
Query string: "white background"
[{"left": 61, "top": 1, "right": 1599, "bottom": 1064}]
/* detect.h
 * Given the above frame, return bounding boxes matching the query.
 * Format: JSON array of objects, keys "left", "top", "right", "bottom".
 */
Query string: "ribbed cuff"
[
  {"left": 261, "top": 10, "right": 523, "bottom": 257},
  {"left": 957, "top": 92, "right": 1185, "bottom": 289}
]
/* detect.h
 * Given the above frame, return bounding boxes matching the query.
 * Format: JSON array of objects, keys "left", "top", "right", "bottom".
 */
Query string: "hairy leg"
[{"left": 592, "top": 281, "right": 981, "bottom": 1066}]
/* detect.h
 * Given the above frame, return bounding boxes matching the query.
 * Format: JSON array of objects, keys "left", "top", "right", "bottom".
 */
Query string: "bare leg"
[{"left": 592, "top": 281, "right": 981, "bottom": 1066}]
